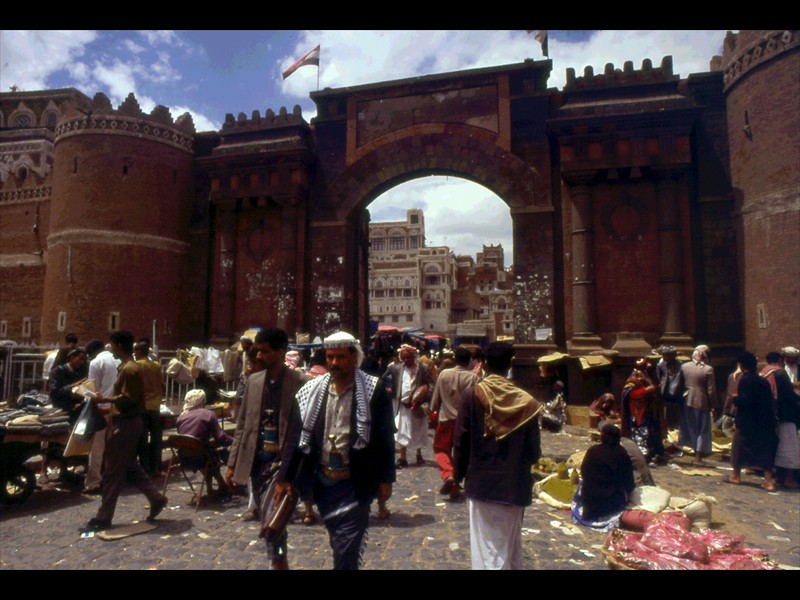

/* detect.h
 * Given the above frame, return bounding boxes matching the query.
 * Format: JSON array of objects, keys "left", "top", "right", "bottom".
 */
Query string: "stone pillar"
[
  {"left": 654, "top": 169, "right": 693, "bottom": 350},
  {"left": 566, "top": 173, "right": 603, "bottom": 352},
  {"left": 511, "top": 209, "right": 556, "bottom": 346},
  {"left": 307, "top": 220, "right": 356, "bottom": 338},
  {"left": 274, "top": 199, "right": 308, "bottom": 337},
  {"left": 211, "top": 202, "right": 237, "bottom": 342}
]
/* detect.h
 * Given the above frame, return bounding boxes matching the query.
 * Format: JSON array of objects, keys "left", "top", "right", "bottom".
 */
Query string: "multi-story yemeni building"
[{"left": 368, "top": 209, "right": 456, "bottom": 335}]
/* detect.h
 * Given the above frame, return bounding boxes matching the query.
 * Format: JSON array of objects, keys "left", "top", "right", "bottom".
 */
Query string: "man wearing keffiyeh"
[
  {"left": 274, "top": 331, "right": 396, "bottom": 570},
  {"left": 454, "top": 342, "right": 542, "bottom": 569}
]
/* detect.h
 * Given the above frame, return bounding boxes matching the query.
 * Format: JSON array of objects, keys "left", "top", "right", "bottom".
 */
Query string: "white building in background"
[
  {"left": 368, "top": 208, "right": 513, "bottom": 341},
  {"left": 368, "top": 208, "right": 455, "bottom": 335}
]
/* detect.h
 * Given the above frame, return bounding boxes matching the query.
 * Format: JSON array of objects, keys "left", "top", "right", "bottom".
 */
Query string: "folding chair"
[{"left": 161, "top": 434, "right": 217, "bottom": 511}]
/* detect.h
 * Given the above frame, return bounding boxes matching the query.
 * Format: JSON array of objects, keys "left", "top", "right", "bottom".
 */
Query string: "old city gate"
[{"left": 199, "top": 60, "right": 557, "bottom": 348}]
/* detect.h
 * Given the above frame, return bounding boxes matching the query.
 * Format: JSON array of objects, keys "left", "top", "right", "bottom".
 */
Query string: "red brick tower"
[
  {"left": 40, "top": 92, "right": 195, "bottom": 347},
  {"left": 722, "top": 30, "right": 800, "bottom": 358}
]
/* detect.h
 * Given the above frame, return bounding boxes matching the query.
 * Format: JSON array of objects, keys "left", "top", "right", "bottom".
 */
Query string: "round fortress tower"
[
  {"left": 41, "top": 92, "right": 196, "bottom": 347},
  {"left": 721, "top": 30, "right": 800, "bottom": 357}
]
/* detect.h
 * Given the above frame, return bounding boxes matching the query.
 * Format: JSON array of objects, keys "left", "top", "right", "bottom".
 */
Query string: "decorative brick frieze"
[{"left": 723, "top": 30, "right": 799, "bottom": 92}]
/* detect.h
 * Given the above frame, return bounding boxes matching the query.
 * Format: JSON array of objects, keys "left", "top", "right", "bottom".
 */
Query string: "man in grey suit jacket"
[
  {"left": 679, "top": 345, "right": 717, "bottom": 464},
  {"left": 225, "top": 328, "right": 309, "bottom": 570}
]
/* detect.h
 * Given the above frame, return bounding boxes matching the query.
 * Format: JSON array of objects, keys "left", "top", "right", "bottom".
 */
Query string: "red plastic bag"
[{"left": 640, "top": 521, "right": 710, "bottom": 564}]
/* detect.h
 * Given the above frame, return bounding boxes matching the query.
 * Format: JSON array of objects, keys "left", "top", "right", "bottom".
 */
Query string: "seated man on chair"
[{"left": 176, "top": 389, "right": 233, "bottom": 497}]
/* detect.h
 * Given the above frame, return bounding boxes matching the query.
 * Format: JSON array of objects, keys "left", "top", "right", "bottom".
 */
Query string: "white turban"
[
  {"left": 182, "top": 389, "right": 207, "bottom": 414},
  {"left": 323, "top": 331, "right": 363, "bottom": 368},
  {"left": 781, "top": 346, "right": 799, "bottom": 358}
]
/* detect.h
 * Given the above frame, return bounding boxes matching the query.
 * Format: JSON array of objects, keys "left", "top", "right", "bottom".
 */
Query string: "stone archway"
[{"left": 308, "top": 124, "right": 556, "bottom": 345}]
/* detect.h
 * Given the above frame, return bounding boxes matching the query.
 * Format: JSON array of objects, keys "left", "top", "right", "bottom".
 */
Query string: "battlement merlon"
[
  {"left": 59, "top": 92, "right": 196, "bottom": 134},
  {"left": 564, "top": 56, "right": 677, "bottom": 90},
  {"left": 221, "top": 105, "right": 308, "bottom": 132}
]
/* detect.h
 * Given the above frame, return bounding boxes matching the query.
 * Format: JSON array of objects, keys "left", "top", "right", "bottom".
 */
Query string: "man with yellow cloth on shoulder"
[{"left": 454, "top": 341, "right": 542, "bottom": 570}]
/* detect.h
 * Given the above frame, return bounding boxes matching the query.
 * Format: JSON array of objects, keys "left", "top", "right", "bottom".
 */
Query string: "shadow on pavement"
[{"left": 370, "top": 512, "right": 436, "bottom": 529}]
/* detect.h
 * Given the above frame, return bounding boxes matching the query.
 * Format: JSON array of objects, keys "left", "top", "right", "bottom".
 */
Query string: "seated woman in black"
[{"left": 574, "top": 423, "right": 635, "bottom": 527}]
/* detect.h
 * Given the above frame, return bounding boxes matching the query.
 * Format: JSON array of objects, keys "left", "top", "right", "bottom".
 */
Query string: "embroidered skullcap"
[
  {"left": 399, "top": 344, "right": 418, "bottom": 355},
  {"left": 781, "top": 346, "right": 799, "bottom": 358},
  {"left": 323, "top": 331, "right": 363, "bottom": 368},
  {"left": 182, "top": 388, "right": 207, "bottom": 414}
]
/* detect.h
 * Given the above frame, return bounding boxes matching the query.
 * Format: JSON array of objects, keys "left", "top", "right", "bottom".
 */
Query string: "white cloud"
[
  {"left": 138, "top": 30, "right": 182, "bottom": 47},
  {"left": 370, "top": 177, "right": 512, "bottom": 262},
  {"left": 0, "top": 30, "right": 98, "bottom": 91},
  {"left": 122, "top": 39, "right": 146, "bottom": 54},
  {"left": 90, "top": 58, "right": 140, "bottom": 106},
  {"left": 142, "top": 50, "right": 182, "bottom": 84}
]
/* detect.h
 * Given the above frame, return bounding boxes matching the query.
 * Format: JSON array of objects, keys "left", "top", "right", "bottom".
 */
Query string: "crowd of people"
[
  {"left": 583, "top": 344, "right": 800, "bottom": 529},
  {"left": 35, "top": 328, "right": 800, "bottom": 570}
]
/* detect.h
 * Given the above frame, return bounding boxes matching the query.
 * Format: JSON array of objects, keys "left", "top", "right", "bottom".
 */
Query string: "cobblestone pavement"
[{"left": 1, "top": 427, "right": 798, "bottom": 570}]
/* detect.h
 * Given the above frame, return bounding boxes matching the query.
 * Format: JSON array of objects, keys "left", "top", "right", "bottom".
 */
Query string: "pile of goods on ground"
[{"left": 603, "top": 515, "right": 779, "bottom": 570}]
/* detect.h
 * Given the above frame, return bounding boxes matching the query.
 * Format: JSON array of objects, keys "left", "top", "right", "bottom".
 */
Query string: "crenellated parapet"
[
  {"left": 722, "top": 29, "right": 799, "bottom": 92},
  {"left": 564, "top": 56, "right": 677, "bottom": 90},
  {"left": 221, "top": 105, "right": 306, "bottom": 131},
  {"left": 55, "top": 92, "right": 196, "bottom": 153}
]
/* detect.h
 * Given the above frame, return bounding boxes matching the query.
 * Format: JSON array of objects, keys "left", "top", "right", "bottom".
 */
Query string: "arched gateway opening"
[{"left": 367, "top": 176, "right": 514, "bottom": 342}]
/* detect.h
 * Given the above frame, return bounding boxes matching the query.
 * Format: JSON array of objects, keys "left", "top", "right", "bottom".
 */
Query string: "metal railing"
[{"left": 1, "top": 346, "right": 50, "bottom": 403}]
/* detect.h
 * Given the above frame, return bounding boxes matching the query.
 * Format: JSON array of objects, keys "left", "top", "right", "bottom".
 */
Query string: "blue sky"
[{"left": 1, "top": 30, "right": 728, "bottom": 259}]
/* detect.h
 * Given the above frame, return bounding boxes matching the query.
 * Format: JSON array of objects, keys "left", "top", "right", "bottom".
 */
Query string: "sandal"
[
  {"left": 723, "top": 475, "right": 742, "bottom": 485},
  {"left": 376, "top": 506, "right": 390, "bottom": 520},
  {"left": 303, "top": 513, "right": 316, "bottom": 526}
]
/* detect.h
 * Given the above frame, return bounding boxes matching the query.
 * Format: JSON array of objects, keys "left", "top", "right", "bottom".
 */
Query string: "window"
[
  {"left": 392, "top": 315, "right": 399, "bottom": 323},
  {"left": 757, "top": 303, "right": 767, "bottom": 329},
  {"left": 425, "top": 275, "right": 440, "bottom": 285},
  {"left": 402, "top": 288, "right": 412, "bottom": 297},
  {"left": 406, "top": 315, "right": 413, "bottom": 322},
  {"left": 0, "top": 320, "right": 7, "bottom": 338},
  {"left": 374, "top": 290, "right": 385, "bottom": 298},
  {"left": 57, "top": 312, "right": 67, "bottom": 332},
  {"left": 389, "top": 237, "right": 405, "bottom": 250},
  {"left": 372, "top": 238, "right": 385, "bottom": 251},
  {"left": 21, "top": 317, "right": 31, "bottom": 338},
  {"left": 410, "top": 213, "right": 419, "bottom": 224},
  {"left": 409, "top": 236, "right": 419, "bottom": 249},
  {"left": 109, "top": 312, "right": 120, "bottom": 331}
]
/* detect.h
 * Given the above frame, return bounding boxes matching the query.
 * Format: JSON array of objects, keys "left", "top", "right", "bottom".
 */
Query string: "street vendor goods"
[{"left": 603, "top": 520, "right": 779, "bottom": 570}]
